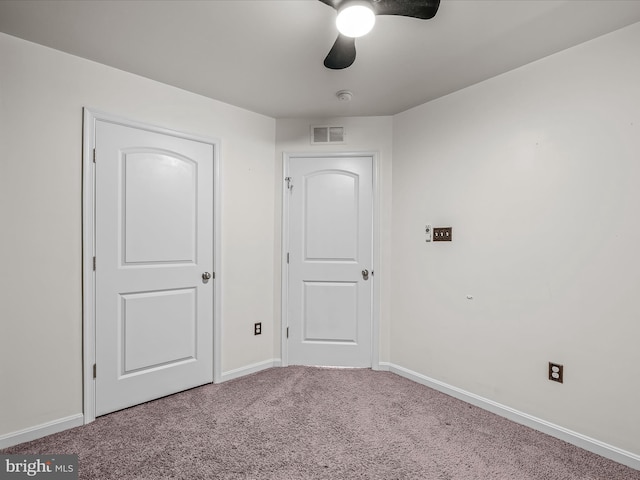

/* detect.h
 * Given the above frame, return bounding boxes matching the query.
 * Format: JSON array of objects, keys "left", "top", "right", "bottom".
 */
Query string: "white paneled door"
[
  {"left": 95, "top": 120, "right": 214, "bottom": 416},
  {"left": 286, "top": 155, "right": 373, "bottom": 367}
]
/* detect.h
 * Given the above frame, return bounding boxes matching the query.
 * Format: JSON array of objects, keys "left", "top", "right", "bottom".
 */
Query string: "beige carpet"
[{"left": 3, "top": 366, "right": 639, "bottom": 479}]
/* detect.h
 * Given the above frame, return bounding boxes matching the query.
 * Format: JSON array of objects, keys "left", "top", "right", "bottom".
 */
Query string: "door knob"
[
  {"left": 202, "top": 272, "right": 212, "bottom": 281},
  {"left": 362, "top": 269, "right": 369, "bottom": 281}
]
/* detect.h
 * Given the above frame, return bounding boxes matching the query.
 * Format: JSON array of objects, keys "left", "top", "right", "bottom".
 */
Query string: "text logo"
[{"left": 0, "top": 456, "right": 78, "bottom": 479}]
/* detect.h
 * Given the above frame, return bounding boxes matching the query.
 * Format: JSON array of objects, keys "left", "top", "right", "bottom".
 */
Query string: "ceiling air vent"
[{"left": 311, "top": 125, "right": 345, "bottom": 145}]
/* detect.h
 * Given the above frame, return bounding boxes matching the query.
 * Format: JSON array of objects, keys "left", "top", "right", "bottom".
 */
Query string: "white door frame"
[
  {"left": 281, "top": 152, "right": 380, "bottom": 369},
  {"left": 82, "top": 108, "right": 222, "bottom": 423}
]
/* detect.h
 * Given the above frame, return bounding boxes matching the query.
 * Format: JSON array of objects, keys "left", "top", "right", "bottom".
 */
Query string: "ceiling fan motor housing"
[
  {"left": 336, "top": 1, "right": 377, "bottom": 38},
  {"left": 320, "top": 0, "right": 441, "bottom": 69}
]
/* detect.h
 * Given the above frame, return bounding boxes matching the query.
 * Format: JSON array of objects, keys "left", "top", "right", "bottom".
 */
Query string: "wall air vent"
[{"left": 311, "top": 125, "right": 345, "bottom": 145}]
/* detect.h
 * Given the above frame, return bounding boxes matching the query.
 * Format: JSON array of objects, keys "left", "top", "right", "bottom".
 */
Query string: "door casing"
[
  {"left": 82, "top": 108, "right": 222, "bottom": 423},
  {"left": 281, "top": 152, "right": 380, "bottom": 368}
]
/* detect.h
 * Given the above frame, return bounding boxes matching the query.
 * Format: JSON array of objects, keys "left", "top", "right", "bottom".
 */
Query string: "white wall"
[
  {"left": 0, "top": 33, "right": 275, "bottom": 437},
  {"left": 3, "top": 18, "right": 639, "bottom": 463},
  {"left": 275, "top": 117, "right": 393, "bottom": 363},
  {"left": 391, "top": 22, "right": 640, "bottom": 456}
]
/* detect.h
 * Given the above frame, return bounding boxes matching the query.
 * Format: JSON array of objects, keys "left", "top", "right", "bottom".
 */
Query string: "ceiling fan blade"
[
  {"left": 372, "top": 0, "right": 440, "bottom": 19},
  {"left": 318, "top": 0, "right": 340, "bottom": 9},
  {"left": 324, "top": 34, "right": 357, "bottom": 70}
]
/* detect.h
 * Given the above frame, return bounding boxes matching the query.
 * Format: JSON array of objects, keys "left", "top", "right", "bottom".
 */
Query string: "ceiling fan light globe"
[{"left": 336, "top": 3, "right": 376, "bottom": 38}]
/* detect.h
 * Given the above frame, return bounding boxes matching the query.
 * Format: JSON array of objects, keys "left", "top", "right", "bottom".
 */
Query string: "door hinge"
[
  {"left": 93, "top": 148, "right": 96, "bottom": 163},
  {"left": 286, "top": 252, "right": 289, "bottom": 264},
  {"left": 285, "top": 177, "right": 293, "bottom": 191},
  {"left": 92, "top": 364, "right": 96, "bottom": 379},
  {"left": 93, "top": 256, "right": 96, "bottom": 271},
  {"left": 286, "top": 327, "right": 289, "bottom": 339}
]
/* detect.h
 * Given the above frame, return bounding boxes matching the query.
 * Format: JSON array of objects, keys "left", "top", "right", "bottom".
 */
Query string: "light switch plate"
[{"left": 433, "top": 227, "right": 452, "bottom": 241}]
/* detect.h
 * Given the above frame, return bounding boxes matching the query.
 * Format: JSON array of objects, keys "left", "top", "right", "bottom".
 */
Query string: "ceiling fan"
[{"left": 319, "top": 0, "right": 441, "bottom": 70}]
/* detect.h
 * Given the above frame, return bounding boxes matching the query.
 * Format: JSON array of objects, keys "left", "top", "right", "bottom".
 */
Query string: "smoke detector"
[{"left": 336, "top": 90, "right": 353, "bottom": 101}]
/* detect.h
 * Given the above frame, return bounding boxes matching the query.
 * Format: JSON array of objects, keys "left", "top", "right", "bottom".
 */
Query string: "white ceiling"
[{"left": 1, "top": 0, "right": 640, "bottom": 118}]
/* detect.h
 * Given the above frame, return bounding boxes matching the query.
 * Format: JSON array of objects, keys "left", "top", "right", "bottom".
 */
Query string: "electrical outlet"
[
  {"left": 254, "top": 322, "right": 262, "bottom": 335},
  {"left": 433, "top": 227, "right": 452, "bottom": 241},
  {"left": 548, "top": 362, "right": 563, "bottom": 383}
]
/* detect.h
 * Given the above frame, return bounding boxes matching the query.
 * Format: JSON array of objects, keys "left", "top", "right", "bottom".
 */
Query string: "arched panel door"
[
  {"left": 287, "top": 156, "right": 373, "bottom": 367},
  {"left": 95, "top": 120, "right": 214, "bottom": 416}
]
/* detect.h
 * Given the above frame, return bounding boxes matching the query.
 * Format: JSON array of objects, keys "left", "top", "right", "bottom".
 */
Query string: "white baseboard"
[
  {"left": 0, "top": 414, "right": 84, "bottom": 450},
  {"left": 220, "top": 358, "right": 282, "bottom": 383},
  {"left": 0, "top": 359, "right": 281, "bottom": 449},
  {"left": 374, "top": 362, "right": 390, "bottom": 372},
  {"left": 3, "top": 365, "right": 637, "bottom": 471},
  {"left": 380, "top": 362, "right": 640, "bottom": 471}
]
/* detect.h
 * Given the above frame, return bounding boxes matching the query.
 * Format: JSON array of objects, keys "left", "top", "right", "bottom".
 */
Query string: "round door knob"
[{"left": 202, "top": 272, "right": 212, "bottom": 280}]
